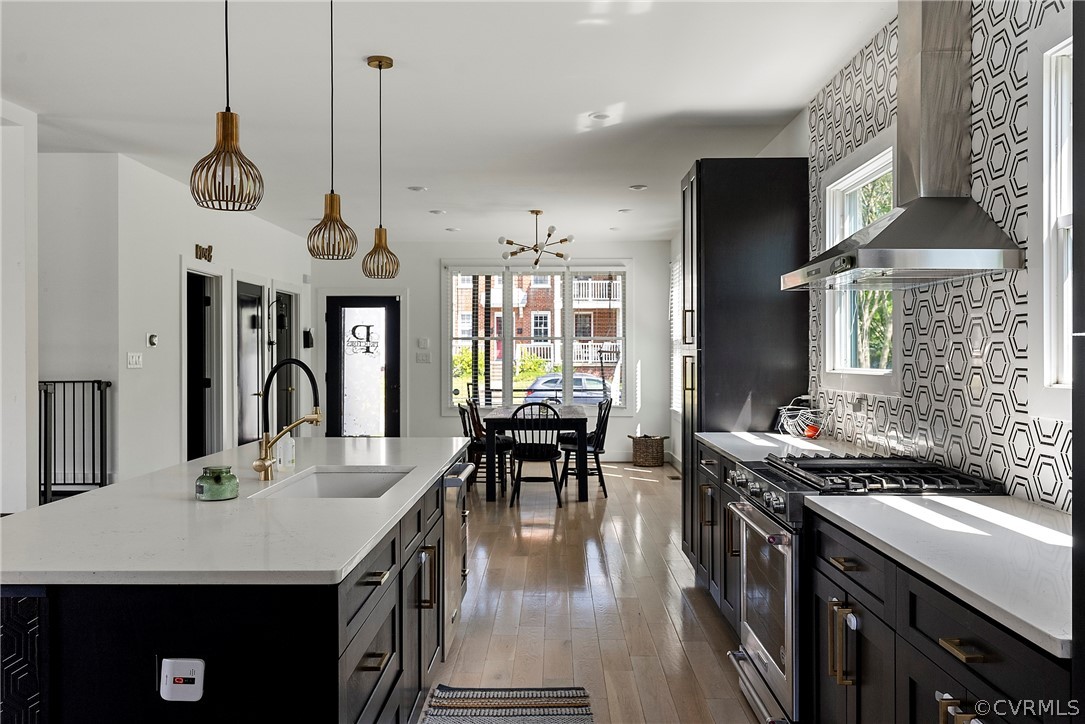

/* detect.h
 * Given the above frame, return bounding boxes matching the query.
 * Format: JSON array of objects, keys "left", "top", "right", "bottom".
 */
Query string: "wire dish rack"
[{"left": 776, "top": 397, "right": 827, "bottom": 438}]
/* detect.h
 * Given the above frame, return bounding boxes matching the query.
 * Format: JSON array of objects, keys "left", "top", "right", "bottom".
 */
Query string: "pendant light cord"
[
  {"left": 329, "top": 0, "right": 335, "bottom": 194},
  {"left": 224, "top": 0, "right": 231, "bottom": 111},
  {"left": 378, "top": 66, "right": 383, "bottom": 227}
]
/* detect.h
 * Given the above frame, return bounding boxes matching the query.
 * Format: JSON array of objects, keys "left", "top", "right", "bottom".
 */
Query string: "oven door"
[{"left": 729, "top": 499, "right": 797, "bottom": 721}]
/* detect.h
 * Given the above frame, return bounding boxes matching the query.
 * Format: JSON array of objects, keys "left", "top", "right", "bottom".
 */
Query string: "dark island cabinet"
[
  {"left": 808, "top": 514, "right": 1072, "bottom": 724},
  {"left": 0, "top": 479, "right": 446, "bottom": 724}
]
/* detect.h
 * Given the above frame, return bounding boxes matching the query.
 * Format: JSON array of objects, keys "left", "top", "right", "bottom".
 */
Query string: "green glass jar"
[{"left": 195, "top": 465, "right": 239, "bottom": 501}]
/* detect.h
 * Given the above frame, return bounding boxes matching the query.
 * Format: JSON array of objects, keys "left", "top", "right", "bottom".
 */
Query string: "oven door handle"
[{"left": 727, "top": 502, "right": 791, "bottom": 547}]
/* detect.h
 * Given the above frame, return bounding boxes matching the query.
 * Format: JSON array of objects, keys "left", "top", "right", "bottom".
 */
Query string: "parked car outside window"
[{"left": 523, "top": 373, "right": 611, "bottom": 404}]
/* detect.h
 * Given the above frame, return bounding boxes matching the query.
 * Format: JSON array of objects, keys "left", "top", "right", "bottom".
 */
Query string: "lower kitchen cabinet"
[
  {"left": 811, "top": 569, "right": 895, "bottom": 724},
  {"left": 401, "top": 491, "right": 446, "bottom": 723},
  {"left": 808, "top": 514, "right": 1073, "bottom": 724},
  {"left": 717, "top": 481, "right": 741, "bottom": 630},
  {"left": 685, "top": 441, "right": 740, "bottom": 636}
]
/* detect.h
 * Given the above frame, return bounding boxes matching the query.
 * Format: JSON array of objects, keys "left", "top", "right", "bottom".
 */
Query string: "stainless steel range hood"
[{"left": 781, "top": 0, "right": 1024, "bottom": 291}]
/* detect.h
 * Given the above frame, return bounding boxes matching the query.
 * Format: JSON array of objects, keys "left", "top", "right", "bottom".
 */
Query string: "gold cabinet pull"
[
  {"left": 357, "top": 651, "right": 391, "bottom": 673},
  {"left": 683, "top": 356, "right": 695, "bottom": 392},
  {"left": 834, "top": 607, "right": 855, "bottom": 686},
  {"left": 358, "top": 569, "right": 392, "bottom": 587},
  {"left": 827, "top": 599, "right": 841, "bottom": 679},
  {"left": 699, "top": 485, "right": 715, "bottom": 526},
  {"left": 829, "top": 556, "right": 859, "bottom": 572},
  {"left": 938, "top": 637, "right": 986, "bottom": 663},
  {"left": 420, "top": 545, "right": 438, "bottom": 609},
  {"left": 935, "top": 691, "right": 961, "bottom": 724}
]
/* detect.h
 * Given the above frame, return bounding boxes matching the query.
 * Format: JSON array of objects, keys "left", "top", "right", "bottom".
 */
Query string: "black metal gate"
[{"left": 38, "top": 380, "right": 112, "bottom": 504}]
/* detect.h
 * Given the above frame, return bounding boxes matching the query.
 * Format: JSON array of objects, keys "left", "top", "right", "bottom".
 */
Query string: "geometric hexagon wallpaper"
[{"left": 807, "top": 1, "right": 1071, "bottom": 512}]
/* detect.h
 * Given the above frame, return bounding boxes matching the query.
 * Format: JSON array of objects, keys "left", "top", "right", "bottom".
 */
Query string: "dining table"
[{"left": 482, "top": 404, "right": 590, "bottom": 502}]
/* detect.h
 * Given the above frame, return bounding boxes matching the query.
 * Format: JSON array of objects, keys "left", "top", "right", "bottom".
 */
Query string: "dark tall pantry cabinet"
[{"left": 679, "top": 157, "right": 810, "bottom": 600}]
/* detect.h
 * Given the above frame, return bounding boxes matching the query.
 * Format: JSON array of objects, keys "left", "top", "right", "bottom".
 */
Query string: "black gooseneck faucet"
[{"left": 252, "top": 357, "right": 322, "bottom": 481}]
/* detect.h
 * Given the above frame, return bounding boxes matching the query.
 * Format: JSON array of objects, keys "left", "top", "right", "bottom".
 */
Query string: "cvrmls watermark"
[{"left": 974, "top": 699, "right": 1079, "bottom": 717}]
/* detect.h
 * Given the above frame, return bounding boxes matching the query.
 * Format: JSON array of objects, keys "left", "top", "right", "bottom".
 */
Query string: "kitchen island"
[{"left": 0, "top": 436, "right": 470, "bottom": 723}]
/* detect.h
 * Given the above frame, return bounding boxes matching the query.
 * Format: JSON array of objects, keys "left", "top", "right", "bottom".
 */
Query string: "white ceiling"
[{"left": 2, "top": 1, "right": 896, "bottom": 247}]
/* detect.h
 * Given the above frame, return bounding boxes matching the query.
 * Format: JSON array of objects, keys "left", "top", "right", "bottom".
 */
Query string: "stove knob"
[
  {"left": 762, "top": 491, "right": 773, "bottom": 504},
  {"left": 732, "top": 471, "right": 748, "bottom": 488},
  {"left": 748, "top": 481, "right": 763, "bottom": 495},
  {"left": 771, "top": 496, "right": 786, "bottom": 514}
]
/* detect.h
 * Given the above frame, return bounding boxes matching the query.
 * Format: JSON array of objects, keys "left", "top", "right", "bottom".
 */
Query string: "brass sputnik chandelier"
[
  {"left": 308, "top": 0, "right": 358, "bottom": 260},
  {"left": 190, "top": 0, "right": 264, "bottom": 211},
  {"left": 361, "top": 55, "right": 400, "bottom": 279},
  {"left": 498, "top": 210, "right": 574, "bottom": 269}
]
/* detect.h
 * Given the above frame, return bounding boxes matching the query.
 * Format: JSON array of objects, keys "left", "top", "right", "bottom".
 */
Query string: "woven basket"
[{"left": 628, "top": 435, "right": 668, "bottom": 467}]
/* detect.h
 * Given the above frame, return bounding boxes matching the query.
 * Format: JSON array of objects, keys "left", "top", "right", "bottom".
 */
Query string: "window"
[
  {"left": 532, "top": 312, "right": 550, "bottom": 340},
  {"left": 574, "top": 312, "right": 593, "bottom": 337},
  {"left": 446, "top": 267, "right": 626, "bottom": 408},
  {"left": 531, "top": 275, "right": 551, "bottom": 288},
  {"left": 825, "top": 147, "right": 894, "bottom": 374},
  {"left": 669, "top": 256, "right": 683, "bottom": 413},
  {"left": 1049, "top": 42, "right": 1073, "bottom": 386}
]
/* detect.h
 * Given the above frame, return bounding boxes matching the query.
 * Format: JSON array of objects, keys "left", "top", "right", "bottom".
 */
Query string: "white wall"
[
  {"left": 35, "top": 153, "right": 312, "bottom": 483},
  {"left": 38, "top": 154, "right": 120, "bottom": 381},
  {"left": 1, "top": 100, "right": 39, "bottom": 513},
  {"left": 311, "top": 237, "right": 672, "bottom": 459}
]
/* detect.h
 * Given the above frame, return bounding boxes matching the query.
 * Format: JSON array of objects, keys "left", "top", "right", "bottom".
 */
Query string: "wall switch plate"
[
  {"left": 417, "top": 337, "right": 430, "bottom": 350},
  {"left": 160, "top": 658, "right": 205, "bottom": 702},
  {"left": 127, "top": 352, "right": 143, "bottom": 369},
  {"left": 416, "top": 351, "right": 432, "bottom": 364}
]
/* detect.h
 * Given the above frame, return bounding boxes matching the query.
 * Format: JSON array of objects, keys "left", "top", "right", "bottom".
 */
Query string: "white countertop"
[
  {"left": 0, "top": 437, "right": 470, "bottom": 586},
  {"left": 695, "top": 431, "right": 865, "bottom": 462},
  {"left": 806, "top": 495, "right": 1072, "bottom": 659}
]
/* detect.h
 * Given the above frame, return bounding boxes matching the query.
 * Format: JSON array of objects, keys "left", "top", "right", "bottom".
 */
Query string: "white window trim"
[
  {"left": 819, "top": 126, "right": 901, "bottom": 397},
  {"left": 1027, "top": 20, "right": 1073, "bottom": 421},
  {"left": 440, "top": 260, "right": 634, "bottom": 416},
  {"left": 574, "top": 311, "right": 594, "bottom": 337},
  {"left": 531, "top": 274, "right": 551, "bottom": 288},
  {"left": 530, "top": 311, "right": 551, "bottom": 339}
]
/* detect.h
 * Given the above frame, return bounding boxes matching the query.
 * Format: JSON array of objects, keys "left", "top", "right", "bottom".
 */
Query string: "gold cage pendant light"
[
  {"left": 361, "top": 55, "right": 400, "bottom": 279},
  {"left": 308, "top": 0, "right": 358, "bottom": 260},
  {"left": 190, "top": 0, "right": 264, "bottom": 211}
]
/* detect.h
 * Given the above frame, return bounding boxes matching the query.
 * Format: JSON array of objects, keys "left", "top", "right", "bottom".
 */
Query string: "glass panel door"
[{"left": 326, "top": 296, "right": 401, "bottom": 437}]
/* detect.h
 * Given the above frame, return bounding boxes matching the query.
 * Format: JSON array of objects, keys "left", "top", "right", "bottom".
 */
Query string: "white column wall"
[{"left": 1, "top": 100, "right": 39, "bottom": 513}]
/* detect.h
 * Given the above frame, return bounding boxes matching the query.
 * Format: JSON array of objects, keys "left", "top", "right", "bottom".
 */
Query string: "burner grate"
[{"left": 764, "top": 454, "right": 1005, "bottom": 495}]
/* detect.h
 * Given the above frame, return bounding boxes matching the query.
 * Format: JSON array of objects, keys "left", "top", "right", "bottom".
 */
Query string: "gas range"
[{"left": 727, "top": 453, "right": 1006, "bottom": 528}]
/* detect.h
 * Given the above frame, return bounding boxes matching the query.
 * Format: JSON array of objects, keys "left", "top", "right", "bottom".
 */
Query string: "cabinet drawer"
[
  {"left": 695, "top": 441, "right": 721, "bottom": 481},
  {"left": 339, "top": 583, "right": 401, "bottom": 724},
  {"left": 424, "top": 478, "right": 443, "bottom": 531},
  {"left": 402, "top": 494, "right": 426, "bottom": 558},
  {"left": 811, "top": 515, "right": 894, "bottom": 621},
  {"left": 339, "top": 525, "right": 400, "bottom": 654},
  {"left": 896, "top": 570, "right": 1071, "bottom": 710}
]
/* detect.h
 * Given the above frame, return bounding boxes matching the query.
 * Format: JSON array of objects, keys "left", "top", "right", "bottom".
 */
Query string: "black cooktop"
[{"left": 764, "top": 454, "right": 1006, "bottom": 495}]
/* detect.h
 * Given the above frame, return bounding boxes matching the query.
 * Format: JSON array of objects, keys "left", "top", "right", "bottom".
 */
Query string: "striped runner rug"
[{"left": 421, "top": 684, "right": 594, "bottom": 723}]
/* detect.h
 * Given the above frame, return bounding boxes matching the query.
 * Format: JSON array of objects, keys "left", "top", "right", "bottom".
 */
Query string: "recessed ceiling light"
[
  {"left": 429, "top": 209, "right": 446, "bottom": 215},
  {"left": 445, "top": 227, "right": 460, "bottom": 232},
  {"left": 407, "top": 186, "right": 428, "bottom": 192},
  {"left": 589, "top": 112, "right": 610, "bottom": 121},
  {"left": 617, "top": 208, "right": 632, "bottom": 213},
  {"left": 629, "top": 184, "right": 648, "bottom": 191},
  {"left": 609, "top": 227, "right": 620, "bottom": 231}
]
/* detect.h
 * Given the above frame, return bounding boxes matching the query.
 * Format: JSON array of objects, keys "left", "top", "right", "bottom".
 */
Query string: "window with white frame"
[
  {"left": 447, "top": 267, "right": 626, "bottom": 408},
  {"left": 670, "top": 256, "right": 683, "bottom": 412},
  {"left": 457, "top": 312, "right": 473, "bottom": 338},
  {"left": 574, "top": 312, "right": 593, "bottom": 337},
  {"left": 531, "top": 274, "right": 551, "bottom": 288},
  {"left": 532, "top": 312, "right": 551, "bottom": 339},
  {"left": 1048, "top": 41, "right": 1073, "bottom": 386},
  {"left": 825, "top": 147, "right": 894, "bottom": 374}
]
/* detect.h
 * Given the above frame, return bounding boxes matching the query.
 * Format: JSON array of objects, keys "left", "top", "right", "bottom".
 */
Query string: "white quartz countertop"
[
  {"left": 695, "top": 431, "right": 865, "bottom": 462},
  {"left": 806, "top": 495, "right": 1072, "bottom": 659},
  {"left": 0, "top": 437, "right": 470, "bottom": 586}
]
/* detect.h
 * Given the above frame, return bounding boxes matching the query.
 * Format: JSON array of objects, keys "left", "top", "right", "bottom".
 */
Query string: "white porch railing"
[
  {"left": 573, "top": 341, "right": 621, "bottom": 364},
  {"left": 516, "top": 342, "right": 554, "bottom": 362},
  {"left": 572, "top": 279, "right": 622, "bottom": 303}
]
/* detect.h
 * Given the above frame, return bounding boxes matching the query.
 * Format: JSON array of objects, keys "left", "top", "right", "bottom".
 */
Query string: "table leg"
[
  {"left": 576, "top": 420, "right": 588, "bottom": 502},
  {"left": 485, "top": 426, "right": 496, "bottom": 502}
]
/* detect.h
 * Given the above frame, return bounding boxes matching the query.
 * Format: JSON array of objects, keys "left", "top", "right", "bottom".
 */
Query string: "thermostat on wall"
[{"left": 160, "top": 658, "right": 205, "bottom": 702}]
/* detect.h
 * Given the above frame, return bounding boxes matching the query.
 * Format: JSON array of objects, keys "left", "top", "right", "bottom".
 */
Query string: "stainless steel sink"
[{"left": 248, "top": 466, "right": 414, "bottom": 499}]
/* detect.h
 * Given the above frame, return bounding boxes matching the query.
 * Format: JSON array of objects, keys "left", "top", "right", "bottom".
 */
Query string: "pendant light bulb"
[
  {"left": 191, "top": 0, "right": 264, "bottom": 211},
  {"left": 362, "top": 55, "right": 399, "bottom": 279},
  {"left": 309, "top": 0, "right": 358, "bottom": 260}
]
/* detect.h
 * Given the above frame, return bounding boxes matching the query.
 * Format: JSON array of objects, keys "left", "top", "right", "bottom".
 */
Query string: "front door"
[{"left": 326, "top": 296, "right": 401, "bottom": 437}]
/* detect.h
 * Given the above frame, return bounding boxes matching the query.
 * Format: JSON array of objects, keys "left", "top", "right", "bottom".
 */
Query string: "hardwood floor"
[{"left": 430, "top": 461, "right": 759, "bottom": 724}]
